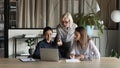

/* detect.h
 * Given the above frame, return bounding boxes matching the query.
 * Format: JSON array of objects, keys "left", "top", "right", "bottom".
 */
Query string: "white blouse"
[{"left": 70, "top": 40, "right": 100, "bottom": 60}]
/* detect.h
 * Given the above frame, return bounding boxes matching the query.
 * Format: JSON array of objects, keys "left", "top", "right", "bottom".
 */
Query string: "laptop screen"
[{"left": 40, "top": 48, "right": 59, "bottom": 61}]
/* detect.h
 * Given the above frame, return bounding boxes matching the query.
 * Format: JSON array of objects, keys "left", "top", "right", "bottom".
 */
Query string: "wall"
[
  {"left": 93, "top": 30, "right": 118, "bottom": 57},
  {"left": 91, "top": 30, "right": 119, "bottom": 57},
  {"left": 8, "top": 29, "right": 118, "bottom": 58},
  {"left": 119, "top": 24, "right": 120, "bottom": 55}
]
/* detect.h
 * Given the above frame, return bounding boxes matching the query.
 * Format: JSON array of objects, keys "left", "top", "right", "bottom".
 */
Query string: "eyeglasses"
[{"left": 62, "top": 20, "right": 70, "bottom": 24}]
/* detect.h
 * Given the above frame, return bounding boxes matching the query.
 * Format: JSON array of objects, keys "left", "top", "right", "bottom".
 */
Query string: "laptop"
[{"left": 40, "top": 48, "right": 59, "bottom": 61}]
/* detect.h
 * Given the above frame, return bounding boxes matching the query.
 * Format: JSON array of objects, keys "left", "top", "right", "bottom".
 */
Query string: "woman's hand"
[
  {"left": 77, "top": 54, "right": 85, "bottom": 61},
  {"left": 57, "top": 39, "right": 63, "bottom": 46},
  {"left": 69, "top": 54, "right": 75, "bottom": 59}
]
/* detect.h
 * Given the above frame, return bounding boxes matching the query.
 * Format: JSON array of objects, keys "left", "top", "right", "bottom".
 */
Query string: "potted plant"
[
  {"left": 73, "top": 13, "right": 104, "bottom": 36},
  {"left": 25, "top": 38, "right": 35, "bottom": 57},
  {"left": 110, "top": 49, "right": 119, "bottom": 59}
]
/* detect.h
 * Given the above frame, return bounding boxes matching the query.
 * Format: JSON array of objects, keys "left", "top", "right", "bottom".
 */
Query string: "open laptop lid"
[{"left": 40, "top": 48, "right": 59, "bottom": 61}]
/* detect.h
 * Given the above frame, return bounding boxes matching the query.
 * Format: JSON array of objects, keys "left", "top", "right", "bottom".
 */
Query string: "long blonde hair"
[{"left": 75, "top": 26, "right": 90, "bottom": 49}]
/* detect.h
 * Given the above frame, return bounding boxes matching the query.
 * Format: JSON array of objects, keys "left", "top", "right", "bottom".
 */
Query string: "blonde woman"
[
  {"left": 70, "top": 26, "right": 100, "bottom": 61},
  {"left": 56, "top": 12, "right": 77, "bottom": 58}
]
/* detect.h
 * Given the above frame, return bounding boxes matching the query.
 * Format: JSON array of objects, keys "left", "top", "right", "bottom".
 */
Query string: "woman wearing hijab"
[{"left": 56, "top": 12, "right": 77, "bottom": 58}]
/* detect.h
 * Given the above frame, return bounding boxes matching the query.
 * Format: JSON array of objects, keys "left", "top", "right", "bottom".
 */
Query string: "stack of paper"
[{"left": 65, "top": 59, "right": 80, "bottom": 62}]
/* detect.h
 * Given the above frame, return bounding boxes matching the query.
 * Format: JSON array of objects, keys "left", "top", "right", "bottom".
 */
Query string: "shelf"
[
  {"left": 0, "top": 48, "right": 4, "bottom": 58},
  {"left": 9, "top": 20, "right": 16, "bottom": 28},
  {"left": 9, "top": 0, "right": 17, "bottom": 29},
  {"left": 10, "top": 9, "right": 16, "bottom": 12},
  {"left": 10, "top": 6, "right": 16, "bottom": 9},
  {"left": 0, "top": 36, "right": 4, "bottom": 40},
  {"left": 0, "top": 1, "right": 4, "bottom": 31},
  {"left": 0, "top": 8, "right": 4, "bottom": 21},
  {"left": 0, "top": 0, "right": 4, "bottom": 58}
]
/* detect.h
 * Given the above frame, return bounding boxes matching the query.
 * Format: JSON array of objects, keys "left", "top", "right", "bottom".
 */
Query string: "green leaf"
[{"left": 25, "top": 38, "right": 35, "bottom": 46}]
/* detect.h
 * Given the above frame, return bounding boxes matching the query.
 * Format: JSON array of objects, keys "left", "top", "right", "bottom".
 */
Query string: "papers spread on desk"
[
  {"left": 19, "top": 58, "right": 36, "bottom": 62},
  {"left": 65, "top": 59, "right": 80, "bottom": 62}
]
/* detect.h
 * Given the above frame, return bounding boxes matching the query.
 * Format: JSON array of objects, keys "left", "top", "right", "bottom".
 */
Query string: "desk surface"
[{"left": 0, "top": 57, "right": 120, "bottom": 68}]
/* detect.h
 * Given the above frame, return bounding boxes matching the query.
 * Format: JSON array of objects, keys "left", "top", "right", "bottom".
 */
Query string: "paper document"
[
  {"left": 66, "top": 59, "right": 80, "bottom": 62},
  {"left": 19, "top": 58, "right": 36, "bottom": 62}
]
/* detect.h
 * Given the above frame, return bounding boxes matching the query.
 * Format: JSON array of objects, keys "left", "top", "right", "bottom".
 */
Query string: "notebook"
[{"left": 40, "top": 48, "right": 59, "bottom": 61}]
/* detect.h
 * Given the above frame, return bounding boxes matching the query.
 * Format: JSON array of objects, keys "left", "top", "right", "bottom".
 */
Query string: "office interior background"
[{"left": 1, "top": 0, "right": 120, "bottom": 58}]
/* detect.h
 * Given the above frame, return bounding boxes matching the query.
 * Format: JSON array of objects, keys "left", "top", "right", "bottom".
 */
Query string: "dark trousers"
[{"left": 59, "top": 42, "right": 71, "bottom": 59}]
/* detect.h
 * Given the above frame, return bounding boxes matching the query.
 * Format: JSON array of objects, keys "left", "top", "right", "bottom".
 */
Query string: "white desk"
[{"left": 0, "top": 57, "right": 120, "bottom": 68}]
